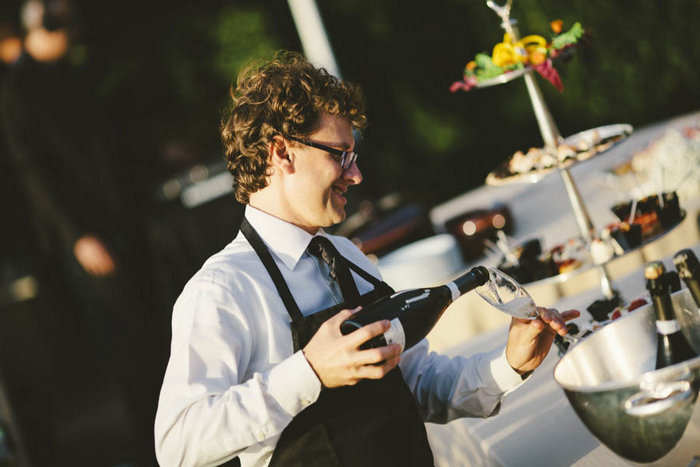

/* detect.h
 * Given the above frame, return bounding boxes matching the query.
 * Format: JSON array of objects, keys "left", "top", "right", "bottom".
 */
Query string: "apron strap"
[
  {"left": 241, "top": 217, "right": 394, "bottom": 321},
  {"left": 344, "top": 257, "right": 387, "bottom": 289},
  {"left": 240, "top": 218, "right": 304, "bottom": 321}
]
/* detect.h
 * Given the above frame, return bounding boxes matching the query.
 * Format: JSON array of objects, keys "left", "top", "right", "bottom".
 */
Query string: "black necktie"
[{"left": 307, "top": 236, "right": 360, "bottom": 302}]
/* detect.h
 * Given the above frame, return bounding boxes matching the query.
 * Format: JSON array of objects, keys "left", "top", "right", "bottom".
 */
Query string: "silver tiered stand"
[{"left": 483, "top": 0, "right": 618, "bottom": 298}]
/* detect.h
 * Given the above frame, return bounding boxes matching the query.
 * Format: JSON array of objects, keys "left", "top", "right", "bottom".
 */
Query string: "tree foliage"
[{"left": 76, "top": 0, "right": 700, "bottom": 207}]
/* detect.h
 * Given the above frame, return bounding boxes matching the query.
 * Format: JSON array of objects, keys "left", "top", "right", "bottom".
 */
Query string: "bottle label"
[
  {"left": 405, "top": 290, "right": 430, "bottom": 304},
  {"left": 384, "top": 318, "right": 406, "bottom": 352},
  {"left": 656, "top": 320, "right": 681, "bottom": 335},
  {"left": 446, "top": 281, "right": 460, "bottom": 302}
]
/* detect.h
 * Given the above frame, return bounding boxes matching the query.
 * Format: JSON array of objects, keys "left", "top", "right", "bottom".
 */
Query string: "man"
[{"left": 154, "top": 51, "right": 578, "bottom": 466}]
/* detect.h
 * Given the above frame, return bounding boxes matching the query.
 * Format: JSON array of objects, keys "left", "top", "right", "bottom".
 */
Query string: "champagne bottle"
[
  {"left": 645, "top": 261, "right": 697, "bottom": 369},
  {"left": 665, "top": 271, "right": 681, "bottom": 293},
  {"left": 673, "top": 249, "right": 700, "bottom": 307},
  {"left": 340, "top": 266, "right": 489, "bottom": 351}
]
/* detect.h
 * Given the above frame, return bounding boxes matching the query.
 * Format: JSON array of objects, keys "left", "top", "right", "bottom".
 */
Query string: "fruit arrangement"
[{"left": 450, "top": 20, "right": 586, "bottom": 93}]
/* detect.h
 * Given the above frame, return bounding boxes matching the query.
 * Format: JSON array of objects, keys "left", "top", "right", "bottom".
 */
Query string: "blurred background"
[{"left": 0, "top": 0, "right": 698, "bottom": 465}]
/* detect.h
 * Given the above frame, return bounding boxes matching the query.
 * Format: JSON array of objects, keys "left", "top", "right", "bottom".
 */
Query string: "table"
[
  {"left": 422, "top": 110, "right": 700, "bottom": 350},
  {"left": 424, "top": 243, "right": 700, "bottom": 466}
]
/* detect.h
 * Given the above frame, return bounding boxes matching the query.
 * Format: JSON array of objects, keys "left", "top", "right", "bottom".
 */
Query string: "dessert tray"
[
  {"left": 486, "top": 123, "right": 634, "bottom": 186},
  {"left": 489, "top": 207, "right": 685, "bottom": 288},
  {"left": 453, "top": 0, "right": 638, "bottom": 299}
]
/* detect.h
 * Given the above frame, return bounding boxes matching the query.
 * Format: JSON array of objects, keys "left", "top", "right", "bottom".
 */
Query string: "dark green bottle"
[
  {"left": 341, "top": 266, "right": 489, "bottom": 351},
  {"left": 673, "top": 249, "right": 700, "bottom": 307},
  {"left": 645, "top": 261, "right": 697, "bottom": 369}
]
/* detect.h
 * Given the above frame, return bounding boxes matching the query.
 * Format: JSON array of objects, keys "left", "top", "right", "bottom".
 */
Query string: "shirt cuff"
[
  {"left": 266, "top": 350, "right": 322, "bottom": 416},
  {"left": 487, "top": 347, "right": 525, "bottom": 393}
]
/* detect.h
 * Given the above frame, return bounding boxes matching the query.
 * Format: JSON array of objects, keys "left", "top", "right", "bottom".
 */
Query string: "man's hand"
[
  {"left": 505, "top": 307, "right": 580, "bottom": 375},
  {"left": 73, "top": 234, "right": 116, "bottom": 277},
  {"left": 303, "top": 308, "right": 403, "bottom": 388}
]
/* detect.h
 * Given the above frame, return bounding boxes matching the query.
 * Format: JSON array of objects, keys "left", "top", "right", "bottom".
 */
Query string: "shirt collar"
[{"left": 245, "top": 205, "right": 328, "bottom": 271}]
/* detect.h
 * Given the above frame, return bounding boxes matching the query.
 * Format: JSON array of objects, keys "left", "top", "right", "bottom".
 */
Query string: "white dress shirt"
[{"left": 154, "top": 206, "right": 523, "bottom": 467}]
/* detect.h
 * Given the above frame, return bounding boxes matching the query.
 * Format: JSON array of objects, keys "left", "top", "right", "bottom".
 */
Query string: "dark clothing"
[
  {"left": 1, "top": 52, "right": 125, "bottom": 256},
  {"left": 1, "top": 52, "right": 160, "bottom": 466},
  {"left": 241, "top": 219, "right": 434, "bottom": 466}
]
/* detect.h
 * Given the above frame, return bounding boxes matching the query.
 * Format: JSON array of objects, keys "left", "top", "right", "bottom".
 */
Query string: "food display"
[
  {"left": 495, "top": 190, "right": 684, "bottom": 283},
  {"left": 607, "top": 222, "right": 642, "bottom": 253},
  {"left": 450, "top": 20, "right": 586, "bottom": 92},
  {"left": 555, "top": 245, "right": 695, "bottom": 358},
  {"left": 608, "top": 122, "right": 700, "bottom": 202},
  {"left": 486, "top": 124, "right": 633, "bottom": 186},
  {"left": 451, "top": 1, "right": 688, "bottom": 303},
  {"left": 496, "top": 237, "right": 587, "bottom": 284},
  {"left": 554, "top": 296, "right": 649, "bottom": 354},
  {"left": 609, "top": 191, "right": 684, "bottom": 240}
]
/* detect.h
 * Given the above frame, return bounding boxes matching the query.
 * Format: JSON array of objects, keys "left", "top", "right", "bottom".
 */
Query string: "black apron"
[{"left": 240, "top": 219, "right": 433, "bottom": 466}]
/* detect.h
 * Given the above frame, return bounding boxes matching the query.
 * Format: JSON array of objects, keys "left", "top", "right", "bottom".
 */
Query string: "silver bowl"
[{"left": 554, "top": 289, "right": 700, "bottom": 463}]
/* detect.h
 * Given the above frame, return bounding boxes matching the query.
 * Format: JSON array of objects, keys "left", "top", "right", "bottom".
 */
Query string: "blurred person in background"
[
  {"left": 0, "top": 3, "right": 47, "bottom": 464},
  {"left": 0, "top": 3, "right": 30, "bottom": 270},
  {"left": 154, "top": 52, "right": 578, "bottom": 466},
  {"left": 1, "top": 0, "right": 161, "bottom": 464}
]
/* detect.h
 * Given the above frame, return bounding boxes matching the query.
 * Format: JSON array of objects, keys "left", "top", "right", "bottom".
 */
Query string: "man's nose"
[{"left": 344, "top": 161, "right": 362, "bottom": 185}]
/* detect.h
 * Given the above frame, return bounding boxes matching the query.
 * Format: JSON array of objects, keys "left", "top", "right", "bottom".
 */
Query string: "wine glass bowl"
[
  {"left": 477, "top": 267, "right": 580, "bottom": 346},
  {"left": 476, "top": 267, "right": 539, "bottom": 319}
]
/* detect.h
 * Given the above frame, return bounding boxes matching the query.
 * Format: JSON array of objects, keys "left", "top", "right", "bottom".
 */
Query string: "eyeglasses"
[{"left": 285, "top": 135, "right": 358, "bottom": 170}]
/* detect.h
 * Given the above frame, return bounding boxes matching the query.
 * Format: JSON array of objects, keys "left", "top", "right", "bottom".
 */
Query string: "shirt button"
[
  {"left": 301, "top": 398, "right": 311, "bottom": 406},
  {"left": 255, "top": 431, "right": 265, "bottom": 441}
]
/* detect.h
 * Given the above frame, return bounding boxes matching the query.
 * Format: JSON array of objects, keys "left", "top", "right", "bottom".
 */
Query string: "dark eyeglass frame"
[{"left": 284, "top": 135, "right": 358, "bottom": 170}]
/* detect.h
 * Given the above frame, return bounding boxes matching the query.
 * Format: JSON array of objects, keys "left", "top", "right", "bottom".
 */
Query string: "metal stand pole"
[
  {"left": 559, "top": 166, "right": 596, "bottom": 244},
  {"left": 597, "top": 264, "right": 615, "bottom": 299},
  {"left": 487, "top": 0, "right": 614, "bottom": 298},
  {"left": 523, "top": 77, "right": 614, "bottom": 297},
  {"left": 522, "top": 71, "right": 561, "bottom": 149}
]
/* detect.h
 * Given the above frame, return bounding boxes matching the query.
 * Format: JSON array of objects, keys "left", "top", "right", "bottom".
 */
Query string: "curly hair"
[{"left": 220, "top": 51, "right": 367, "bottom": 204}]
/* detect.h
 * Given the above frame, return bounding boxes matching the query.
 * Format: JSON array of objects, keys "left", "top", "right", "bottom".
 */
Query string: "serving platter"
[
  {"left": 490, "top": 211, "right": 686, "bottom": 289},
  {"left": 486, "top": 123, "right": 634, "bottom": 186}
]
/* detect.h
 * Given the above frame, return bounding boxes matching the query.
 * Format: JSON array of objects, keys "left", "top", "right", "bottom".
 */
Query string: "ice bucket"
[{"left": 554, "top": 289, "right": 700, "bottom": 463}]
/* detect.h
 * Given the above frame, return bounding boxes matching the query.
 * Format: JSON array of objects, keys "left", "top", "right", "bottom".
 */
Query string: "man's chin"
[{"left": 328, "top": 208, "right": 347, "bottom": 227}]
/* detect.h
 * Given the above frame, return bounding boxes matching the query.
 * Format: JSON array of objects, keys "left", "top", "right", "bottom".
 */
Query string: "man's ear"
[{"left": 269, "top": 135, "right": 294, "bottom": 174}]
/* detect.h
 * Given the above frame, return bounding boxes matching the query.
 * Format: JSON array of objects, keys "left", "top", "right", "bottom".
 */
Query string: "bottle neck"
[
  {"left": 647, "top": 277, "right": 676, "bottom": 322},
  {"left": 675, "top": 250, "right": 699, "bottom": 281},
  {"left": 686, "top": 279, "right": 700, "bottom": 306},
  {"left": 451, "top": 266, "right": 489, "bottom": 298},
  {"left": 676, "top": 262, "right": 700, "bottom": 282},
  {"left": 676, "top": 256, "right": 700, "bottom": 306}
]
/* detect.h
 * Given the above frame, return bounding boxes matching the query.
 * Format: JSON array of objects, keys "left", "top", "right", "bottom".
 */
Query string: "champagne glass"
[{"left": 476, "top": 267, "right": 578, "bottom": 345}]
